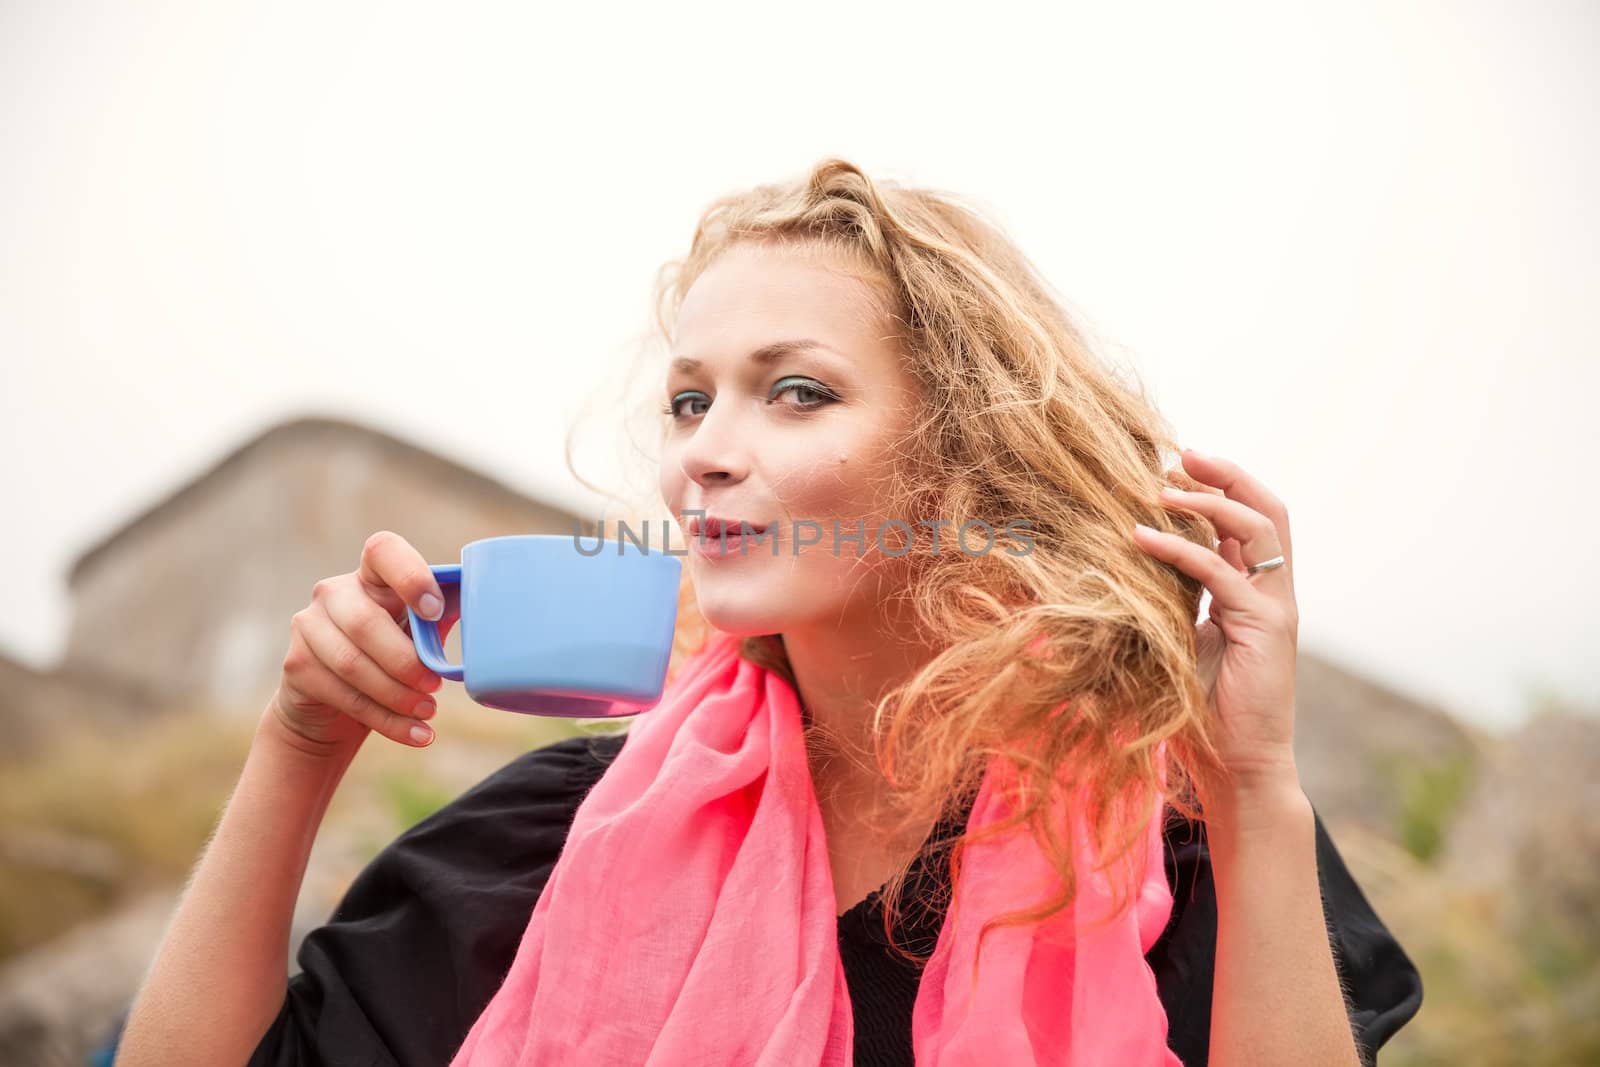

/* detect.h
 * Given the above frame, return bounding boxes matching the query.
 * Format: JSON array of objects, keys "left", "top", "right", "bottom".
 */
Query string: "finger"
[
  {"left": 1218, "top": 537, "right": 1246, "bottom": 573},
  {"left": 398, "top": 589, "right": 463, "bottom": 651},
  {"left": 432, "top": 583, "right": 463, "bottom": 640},
  {"left": 357, "top": 530, "right": 447, "bottom": 622},
  {"left": 323, "top": 582, "right": 444, "bottom": 694},
  {"left": 1208, "top": 539, "right": 1244, "bottom": 625},
  {"left": 284, "top": 627, "right": 435, "bottom": 747},
  {"left": 298, "top": 607, "right": 440, "bottom": 724},
  {"left": 1157, "top": 485, "right": 1290, "bottom": 592},
  {"left": 1176, "top": 449, "right": 1293, "bottom": 568},
  {"left": 1132, "top": 523, "right": 1273, "bottom": 624}
]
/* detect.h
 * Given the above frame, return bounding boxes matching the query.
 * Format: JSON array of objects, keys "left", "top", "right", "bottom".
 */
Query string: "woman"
[{"left": 115, "top": 158, "right": 1422, "bottom": 1065}]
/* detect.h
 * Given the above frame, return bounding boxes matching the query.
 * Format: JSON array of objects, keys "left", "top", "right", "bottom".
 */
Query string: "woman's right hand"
[{"left": 269, "top": 530, "right": 460, "bottom": 753}]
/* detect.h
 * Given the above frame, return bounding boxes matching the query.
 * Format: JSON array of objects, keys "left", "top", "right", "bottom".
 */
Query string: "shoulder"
[
  {"left": 429, "top": 729, "right": 627, "bottom": 822},
  {"left": 461, "top": 728, "right": 627, "bottom": 800},
  {"left": 375, "top": 729, "right": 631, "bottom": 891},
  {"left": 244, "top": 730, "right": 630, "bottom": 1067}
]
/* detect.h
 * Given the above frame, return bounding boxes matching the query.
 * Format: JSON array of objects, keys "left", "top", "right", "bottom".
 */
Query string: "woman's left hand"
[{"left": 1131, "top": 448, "right": 1302, "bottom": 801}]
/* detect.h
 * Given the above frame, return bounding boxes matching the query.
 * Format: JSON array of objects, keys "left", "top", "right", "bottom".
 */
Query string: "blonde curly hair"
[{"left": 587, "top": 156, "right": 1228, "bottom": 966}]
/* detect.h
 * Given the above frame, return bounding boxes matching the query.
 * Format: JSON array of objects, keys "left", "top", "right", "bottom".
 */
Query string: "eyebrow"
[{"left": 669, "top": 338, "right": 844, "bottom": 376}]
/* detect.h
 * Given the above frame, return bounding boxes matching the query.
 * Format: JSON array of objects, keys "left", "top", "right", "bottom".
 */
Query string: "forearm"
[
  {"left": 1205, "top": 771, "right": 1363, "bottom": 1067},
  {"left": 116, "top": 710, "right": 362, "bottom": 1067}
]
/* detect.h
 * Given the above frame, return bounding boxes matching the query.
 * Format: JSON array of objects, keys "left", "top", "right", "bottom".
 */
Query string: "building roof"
[{"left": 67, "top": 413, "right": 576, "bottom": 589}]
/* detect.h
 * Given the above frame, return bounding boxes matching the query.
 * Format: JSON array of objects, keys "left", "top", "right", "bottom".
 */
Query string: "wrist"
[
  {"left": 1201, "top": 764, "right": 1311, "bottom": 838},
  {"left": 256, "top": 703, "right": 365, "bottom": 768}
]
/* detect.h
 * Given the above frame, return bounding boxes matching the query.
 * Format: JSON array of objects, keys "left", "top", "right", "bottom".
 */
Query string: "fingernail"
[
  {"left": 414, "top": 698, "right": 436, "bottom": 719},
  {"left": 410, "top": 723, "right": 434, "bottom": 744},
  {"left": 419, "top": 594, "right": 444, "bottom": 620}
]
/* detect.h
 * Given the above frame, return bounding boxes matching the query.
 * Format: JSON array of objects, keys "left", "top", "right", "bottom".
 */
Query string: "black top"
[{"left": 245, "top": 732, "right": 1422, "bottom": 1066}]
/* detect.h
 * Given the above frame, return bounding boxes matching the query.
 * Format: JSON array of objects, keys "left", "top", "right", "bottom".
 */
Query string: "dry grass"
[
  {"left": 0, "top": 692, "right": 608, "bottom": 962},
  {"left": 0, "top": 706, "right": 255, "bottom": 958},
  {"left": 1334, "top": 823, "right": 1600, "bottom": 1066}
]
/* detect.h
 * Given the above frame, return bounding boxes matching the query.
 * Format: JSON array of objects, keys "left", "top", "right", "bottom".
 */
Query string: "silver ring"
[{"left": 1246, "top": 554, "right": 1286, "bottom": 575}]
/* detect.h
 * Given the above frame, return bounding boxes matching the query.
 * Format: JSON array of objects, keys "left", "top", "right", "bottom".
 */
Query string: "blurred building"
[{"left": 2, "top": 415, "right": 584, "bottom": 753}]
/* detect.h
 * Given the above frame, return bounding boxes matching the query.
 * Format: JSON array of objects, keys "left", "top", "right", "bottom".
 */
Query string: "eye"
[
  {"left": 770, "top": 376, "right": 840, "bottom": 410},
  {"left": 662, "top": 391, "right": 710, "bottom": 419}
]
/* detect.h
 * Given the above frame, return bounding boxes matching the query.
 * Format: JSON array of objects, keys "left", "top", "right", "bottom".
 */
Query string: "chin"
[
  {"left": 690, "top": 567, "right": 822, "bottom": 637},
  {"left": 697, "top": 552, "right": 894, "bottom": 634},
  {"left": 693, "top": 597, "right": 792, "bottom": 638}
]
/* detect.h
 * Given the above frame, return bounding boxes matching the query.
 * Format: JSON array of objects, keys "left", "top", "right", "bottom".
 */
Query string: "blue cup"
[{"left": 406, "top": 534, "right": 681, "bottom": 717}]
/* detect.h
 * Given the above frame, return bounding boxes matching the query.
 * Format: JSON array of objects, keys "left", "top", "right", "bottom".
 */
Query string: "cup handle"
[{"left": 407, "top": 564, "right": 464, "bottom": 681}]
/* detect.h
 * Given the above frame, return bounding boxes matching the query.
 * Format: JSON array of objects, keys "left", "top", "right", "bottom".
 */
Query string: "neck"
[{"left": 778, "top": 597, "right": 943, "bottom": 809}]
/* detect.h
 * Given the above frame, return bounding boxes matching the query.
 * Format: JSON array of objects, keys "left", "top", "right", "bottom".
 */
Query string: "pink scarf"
[{"left": 449, "top": 630, "right": 1182, "bottom": 1065}]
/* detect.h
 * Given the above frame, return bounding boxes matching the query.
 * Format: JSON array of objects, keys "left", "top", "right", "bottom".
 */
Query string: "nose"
[{"left": 675, "top": 397, "right": 750, "bottom": 488}]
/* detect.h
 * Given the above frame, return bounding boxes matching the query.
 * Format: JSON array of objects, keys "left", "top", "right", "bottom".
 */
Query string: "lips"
[{"left": 688, "top": 515, "right": 769, "bottom": 539}]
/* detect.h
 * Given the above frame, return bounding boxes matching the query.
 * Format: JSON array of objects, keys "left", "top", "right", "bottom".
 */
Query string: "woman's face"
[{"left": 658, "top": 241, "right": 922, "bottom": 637}]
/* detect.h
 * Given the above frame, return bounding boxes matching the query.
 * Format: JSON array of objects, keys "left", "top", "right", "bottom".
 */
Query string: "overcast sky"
[{"left": 2, "top": 0, "right": 1594, "bottom": 732}]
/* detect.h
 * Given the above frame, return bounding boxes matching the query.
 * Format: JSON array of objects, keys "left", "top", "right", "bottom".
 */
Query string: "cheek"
[
  {"left": 779, "top": 449, "right": 857, "bottom": 512},
  {"left": 806, "top": 447, "right": 896, "bottom": 518},
  {"left": 796, "top": 441, "right": 857, "bottom": 489}
]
